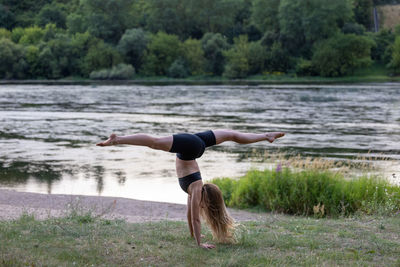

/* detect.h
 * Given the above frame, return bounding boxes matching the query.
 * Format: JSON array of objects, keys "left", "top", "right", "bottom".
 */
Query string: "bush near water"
[{"left": 212, "top": 167, "right": 400, "bottom": 217}]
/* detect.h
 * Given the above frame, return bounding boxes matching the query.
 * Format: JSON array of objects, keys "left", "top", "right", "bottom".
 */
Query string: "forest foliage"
[{"left": 1, "top": 0, "right": 400, "bottom": 79}]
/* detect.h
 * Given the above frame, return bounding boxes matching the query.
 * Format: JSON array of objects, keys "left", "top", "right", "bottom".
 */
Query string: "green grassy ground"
[{"left": 1, "top": 213, "right": 399, "bottom": 266}]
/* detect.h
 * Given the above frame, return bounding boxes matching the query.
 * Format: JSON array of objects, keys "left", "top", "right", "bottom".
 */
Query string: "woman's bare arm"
[
  {"left": 190, "top": 188, "right": 215, "bottom": 249},
  {"left": 187, "top": 195, "right": 194, "bottom": 237}
]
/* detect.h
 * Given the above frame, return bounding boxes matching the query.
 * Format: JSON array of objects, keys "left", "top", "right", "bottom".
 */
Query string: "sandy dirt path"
[{"left": 0, "top": 189, "right": 267, "bottom": 223}]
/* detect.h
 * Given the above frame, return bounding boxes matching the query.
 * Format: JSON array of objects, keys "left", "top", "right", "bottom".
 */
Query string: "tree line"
[{"left": 1, "top": 0, "right": 400, "bottom": 79}]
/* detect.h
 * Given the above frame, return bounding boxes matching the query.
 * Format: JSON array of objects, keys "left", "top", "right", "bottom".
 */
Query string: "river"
[{"left": 1, "top": 84, "right": 399, "bottom": 204}]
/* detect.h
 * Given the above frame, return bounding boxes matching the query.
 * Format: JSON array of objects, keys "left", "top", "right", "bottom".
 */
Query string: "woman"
[{"left": 97, "top": 129, "right": 284, "bottom": 249}]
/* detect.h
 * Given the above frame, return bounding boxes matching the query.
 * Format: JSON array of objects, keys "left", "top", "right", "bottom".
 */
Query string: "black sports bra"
[{"left": 178, "top": 172, "right": 202, "bottom": 193}]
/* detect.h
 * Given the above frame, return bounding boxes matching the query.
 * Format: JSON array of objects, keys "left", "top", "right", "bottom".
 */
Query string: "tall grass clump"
[{"left": 212, "top": 167, "right": 400, "bottom": 217}]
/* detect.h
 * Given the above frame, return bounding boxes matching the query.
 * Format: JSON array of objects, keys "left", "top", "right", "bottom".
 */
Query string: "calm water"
[{"left": 1, "top": 84, "right": 399, "bottom": 204}]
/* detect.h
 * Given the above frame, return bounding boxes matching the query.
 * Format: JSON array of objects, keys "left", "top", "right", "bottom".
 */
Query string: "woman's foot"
[
  {"left": 265, "top": 132, "right": 285, "bottom": 143},
  {"left": 96, "top": 133, "right": 118, "bottom": 146}
]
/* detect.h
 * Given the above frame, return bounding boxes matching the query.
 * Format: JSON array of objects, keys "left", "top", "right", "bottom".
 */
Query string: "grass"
[{"left": 0, "top": 212, "right": 399, "bottom": 266}]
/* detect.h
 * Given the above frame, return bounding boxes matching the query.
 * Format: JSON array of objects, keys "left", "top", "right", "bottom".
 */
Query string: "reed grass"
[{"left": 212, "top": 154, "right": 400, "bottom": 217}]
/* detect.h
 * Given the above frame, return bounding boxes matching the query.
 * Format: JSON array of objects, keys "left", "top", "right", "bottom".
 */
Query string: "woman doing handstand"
[{"left": 97, "top": 129, "right": 284, "bottom": 249}]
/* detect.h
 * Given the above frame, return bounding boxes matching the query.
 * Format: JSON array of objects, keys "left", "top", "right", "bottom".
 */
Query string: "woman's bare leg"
[
  {"left": 96, "top": 133, "right": 173, "bottom": 152},
  {"left": 212, "top": 129, "right": 284, "bottom": 145}
]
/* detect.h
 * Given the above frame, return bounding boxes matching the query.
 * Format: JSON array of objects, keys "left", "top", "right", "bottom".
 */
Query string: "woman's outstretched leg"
[
  {"left": 96, "top": 133, "right": 173, "bottom": 152},
  {"left": 212, "top": 130, "right": 284, "bottom": 145}
]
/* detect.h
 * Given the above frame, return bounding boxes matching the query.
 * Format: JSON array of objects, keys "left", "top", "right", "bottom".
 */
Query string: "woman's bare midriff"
[{"left": 175, "top": 158, "right": 200, "bottom": 178}]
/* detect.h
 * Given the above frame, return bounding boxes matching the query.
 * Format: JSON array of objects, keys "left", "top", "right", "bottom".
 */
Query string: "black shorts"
[{"left": 169, "top": 130, "right": 216, "bottom": 160}]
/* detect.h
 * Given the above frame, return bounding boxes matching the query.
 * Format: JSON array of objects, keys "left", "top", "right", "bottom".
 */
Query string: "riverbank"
[
  {"left": 1, "top": 190, "right": 399, "bottom": 266},
  {"left": 1, "top": 68, "right": 400, "bottom": 86},
  {"left": 0, "top": 189, "right": 266, "bottom": 222}
]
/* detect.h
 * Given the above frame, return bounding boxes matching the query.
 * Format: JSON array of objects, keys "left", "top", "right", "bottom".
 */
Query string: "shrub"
[
  {"left": 295, "top": 58, "right": 317, "bottom": 76},
  {"left": 89, "top": 63, "right": 135, "bottom": 80},
  {"left": 312, "top": 33, "right": 374, "bottom": 77},
  {"left": 212, "top": 167, "right": 400, "bottom": 217},
  {"left": 167, "top": 59, "right": 189, "bottom": 78}
]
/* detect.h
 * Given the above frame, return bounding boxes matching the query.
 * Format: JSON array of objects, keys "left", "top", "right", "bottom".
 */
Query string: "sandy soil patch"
[{"left": 0, "top": 189, "right": 267, "bottom": 223}]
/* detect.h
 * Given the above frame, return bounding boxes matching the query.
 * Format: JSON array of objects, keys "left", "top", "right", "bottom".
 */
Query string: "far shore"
[
  {"left": 1, "top": 76, "right": 400, "bottom": 86},
  {"left": 0, "top": 189, "right": 267, "bottom": 223}
]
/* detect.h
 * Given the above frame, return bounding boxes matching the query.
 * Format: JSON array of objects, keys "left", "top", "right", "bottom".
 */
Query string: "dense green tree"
[
  {"left": 36, "top": 46, "right": 60, "bottom": 78},
  {"left": 18, "top": 26, "right": 45, "bottom": 45},
  {"left": 46, "top": 34, "right": 80, "bottom": 77},
  {"left": 74, "top": 0, "right": 135, "bottom": 43},
  {"left": 144, "top": 0, "right": 194, "bottom": 38},
  {"left": 66, "top": 13, "right": 86, "bottom": 34},
  {"left": 342, "top": 22, "right": 366, "bottom": 35},
  {"left": 25, "top": 45, "right": 40, "bottom": 77},
  {"left": 251, "top": 0, "right": 280, "bottom": 33},
  {"left": 353, "top": 0, "right": 373, "bottom": 30},
  {"left": 387, "top": 36, "right": 400, "bottom": 73},
  {"left": 117, "top": 28, "right": 150, "bottom": 69},
  {"left": 0, "top": 4, "right": 16, "bottom": 29},
  {"left": 11, "top": 27, "right": 25, "bottom": 43},
  {"left": 82, "top": 40, "right": 122, "bottom": 76},
  {"left": 0, "top": 28, "right": 11, "bottom": 39},
  {"left": 182, "top": 38, "right": 206, "bottom": 75},
  {"left": 248, "top": 41, "right": 267, "bottom": 74},
  {"left": 223, "top": 35, "right": 250, "bottom": 78},
  {"left": 201, "top": 32, "right": 230, "bottom": 75},
  {"left": 141, "top": 32, "right": 182, "bottom": 75},
  {"left": 265, "top": 42, "right": 293, "bottom": 72},
  {"left": 36, "top": 3, "right": 67, "bottom": 28},
  {"left": 370, "top": 29, "right": 395, "bottom": 63},
  {"left": 312, "top": 33, "right": 374, "bottom": 77},
  {"left": 1, "top": 0, "right": 52, "bottom": 27},
  {"left": 279, "top": 0, "right": 353, "bottom": 57},
  {"left": 42, "top": 23, "right": 63, "bottom": 42},
  {"left": 0, "top": 38, "right": 27, "bottom": 78},
  {"left": 144, "top": 0, "right": 244, "bottom": 39},
  {"left": 2, "top": 0, "right": 400, "bottom": 79},
  {"left": 194, "top": 0, "right": 244, "bottom": 36}
]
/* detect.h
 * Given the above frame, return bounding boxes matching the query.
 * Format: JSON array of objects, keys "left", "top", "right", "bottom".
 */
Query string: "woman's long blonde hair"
[{"left": 200, "top": 183, "right": 236, "bottom": 243}]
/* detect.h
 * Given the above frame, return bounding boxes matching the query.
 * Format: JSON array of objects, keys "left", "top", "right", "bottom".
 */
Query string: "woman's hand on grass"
[{"left": 200, "top": 243, "right": 215, "bottom": 249}]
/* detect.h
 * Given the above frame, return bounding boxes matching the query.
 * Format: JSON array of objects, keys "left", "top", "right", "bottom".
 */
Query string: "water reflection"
[
  {"left": 0, "top": 161, "right": 62, "bottom": 188},
  {"left": 0, "top": 84, "right": 399, "bottom": 203}
]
